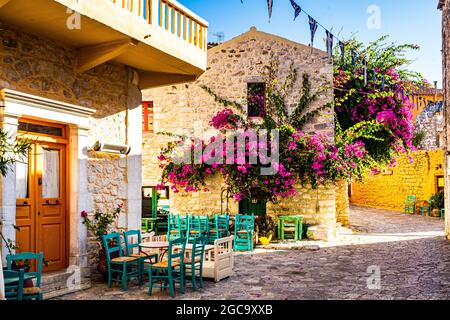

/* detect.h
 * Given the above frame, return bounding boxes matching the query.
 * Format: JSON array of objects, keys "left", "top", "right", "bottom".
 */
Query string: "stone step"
[{"left": 41, "top": 270, "right": 91, "bottom": 300}]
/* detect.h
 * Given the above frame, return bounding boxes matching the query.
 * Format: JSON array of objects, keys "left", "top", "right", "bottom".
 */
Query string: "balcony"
[{"left": 0, "top": 0, "right": 208, "bottom": 88}]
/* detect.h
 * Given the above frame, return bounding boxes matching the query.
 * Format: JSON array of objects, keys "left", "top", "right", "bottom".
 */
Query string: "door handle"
[{"left": 38, "top": 178, "right": 42, "bottom": 186}]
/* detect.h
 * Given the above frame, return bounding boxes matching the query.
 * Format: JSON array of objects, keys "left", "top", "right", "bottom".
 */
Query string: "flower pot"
[
  {"left": 97, "top": 247, "right": 120, "bottom": 281},
  {"left": 11, "top": 262, "right": 34, "bottom": 288},
  {"left": 259, "top": 234, "right": 272, "bottom": 246},
  {"left": 431, "top": 208, "right": 440, "bottom": 218}
]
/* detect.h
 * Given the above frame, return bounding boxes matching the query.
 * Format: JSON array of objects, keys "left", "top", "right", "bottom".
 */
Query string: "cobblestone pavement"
[{"left": 56, "top": 206, "right": 449, "bottom": 300}]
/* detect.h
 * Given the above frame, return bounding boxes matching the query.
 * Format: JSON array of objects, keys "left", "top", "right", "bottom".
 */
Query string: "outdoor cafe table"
[{"left": 139, "top": 241, "right": 169, "bottom": 261}]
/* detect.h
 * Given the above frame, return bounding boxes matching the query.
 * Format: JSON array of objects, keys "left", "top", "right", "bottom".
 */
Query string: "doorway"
[{"left": 15, "top": 119, "right": 68, "bottom": 272}]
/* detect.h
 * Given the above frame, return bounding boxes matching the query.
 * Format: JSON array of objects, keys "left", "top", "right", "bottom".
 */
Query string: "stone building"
[
  {"left": 0, "top": 0, "right": 207, "bottom": 298},
  {"left": 143, "top": 27, "right": 345, "bottom": 241},
  {"left": 439, "top": 0, "right": 450, "bottom": 239}
]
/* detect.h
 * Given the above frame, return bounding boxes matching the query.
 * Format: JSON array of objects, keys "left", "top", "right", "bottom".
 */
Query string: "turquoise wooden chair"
[
  {"left": 101, "top": 233, "right": 140, "bottom": 291},
  {"left": 179, "top": 214, "right": 190, "bottom": 236},
  {"left": 420, "top": 198, "right": 433, "bottom": 217},
  {"left": 167, "top": 214, "right": 182, "bottom": 240},
  {"left": 6, "top": 252, "right": 43, "bottom": 300},
  {"left": 3, "top": 269, "right": 25, "bottom": 300},
  {"left": 185, "top": 235, "right": 207, "bottom": 291},
  {"left": 440, "top": 209, "right": 445, "bottom": 220},
  {"left": 148, "top": 237, "right": 187, "bottom": 298},
  {"left": 123, "top": 230, "right": 158, "bottom": 283},
  {"left": 188, "top": 215, "right": 209, "bottom": 243},
  {"left": 234, "top": 214, "right": 255, "bottom": 252},
  {"left": 404, "top": 196, "right": 417, "bottom": 215},
  {"left": 208, "top": 214, "right": 230, "bottom": 244}
]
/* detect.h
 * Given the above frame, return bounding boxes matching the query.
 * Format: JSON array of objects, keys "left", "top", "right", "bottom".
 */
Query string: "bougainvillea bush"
[
  {"left": 334, "top": 36, "right": 428, "bottom": 167},
  {"left": 157, "top": 60, "right": 373, "bottom": 203},
  {"left": 156, "top": 37, "right": 427, "bottom": 204}
]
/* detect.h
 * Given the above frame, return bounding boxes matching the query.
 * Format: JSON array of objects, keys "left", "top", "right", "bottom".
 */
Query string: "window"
[
  {"left": 436, "top": 176, "right": 445, "bottom": 193},
  {"left": 247, "top": 83, "right": 266, "bottom": 118},
  {"left": 142, "top": 101, "right": 154, "bottom": 133},
  {"left": 18, "top": 121, "right": 64, "bottom": 137}
]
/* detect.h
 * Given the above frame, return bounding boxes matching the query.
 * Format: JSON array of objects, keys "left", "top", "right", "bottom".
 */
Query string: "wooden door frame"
[{"left": 17, "top": 117, "right": 70, "bottom": 271}]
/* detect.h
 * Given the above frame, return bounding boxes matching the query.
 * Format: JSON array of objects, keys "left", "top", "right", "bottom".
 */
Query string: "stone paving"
[{"left": 56, "top": 206, "right": 449, "bottom": 300}]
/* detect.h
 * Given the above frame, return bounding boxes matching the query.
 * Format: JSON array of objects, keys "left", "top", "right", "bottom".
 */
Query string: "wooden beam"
[
  {"left": 138, "top": 71, "right": 197, "bottom": 89},
  {"left": 76, "top": 39, "right": 138, "bottom": 73},
  {"left": 0, "top": 0, "right": 11, "bottom": 9}
]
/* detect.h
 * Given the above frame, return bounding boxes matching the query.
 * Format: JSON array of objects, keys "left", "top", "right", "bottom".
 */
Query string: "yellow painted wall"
[{"left": 351, "top": 150, "right": 445, "bottom": 212}]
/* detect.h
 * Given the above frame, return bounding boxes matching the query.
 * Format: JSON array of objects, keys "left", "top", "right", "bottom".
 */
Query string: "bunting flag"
[
  {"left": 339, "top": 41, "right": 345, "bottom": 66},
  {"left": 363, "top": 59, "right": 367, "bottom": 86},
  {"left": 351, "top": 50, "right": 357, "bottom": 69},
  {"left": 326, "top": 30, "right": 333, "bottom": 63},
  {"left": 308, "top": 16, "right": 318, "bottom": 47},
  {"left": 373, "top": 69, "right": 377, "bottom": 84},
  {"left": 290, "top": 0, "right": 301, "bottom": 20},
  {"left": 382, "top": 74, "right": 386, "bottom": 90},
  {"left": 267, "top": 0, "right": 273, "bottom": 21}
]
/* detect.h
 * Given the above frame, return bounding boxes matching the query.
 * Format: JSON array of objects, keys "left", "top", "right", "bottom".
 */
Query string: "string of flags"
[{"left": 238, "top": 0, "right": 441, "bottom": 108}]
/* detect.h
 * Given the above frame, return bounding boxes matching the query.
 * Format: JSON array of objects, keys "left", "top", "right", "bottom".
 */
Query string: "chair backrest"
[
  {"left": 179, "top": 214, "right": 190, "bottom": 231},
  {"left": 123, "top": 230, "right": 142, "bottom": 255},
  {"left": 3, "top": 269, "right": 24, "bottom": 300},
  {"left": 217, "top": 214, "right": 230, "bottom": 231},
  {"left": 168, "top": 214, "right": 178, "bottom": 229},
  {"left": 191, "top": 235, "right": 207, "bottom": 264},
  {"left": 6, "top": 252, "right": 44, "bottom": 287},
  {"left": 406, "top": 196, "right": 416, "bottom": 205},
  {"left": 167, "top": 237, "right": 187, "bottom": 268},
  {"left": 101, "top": 233, "right": 123, "bottom": 263},
  {"left": 235, "top": 214, "right": 255, "bottom": 232}
]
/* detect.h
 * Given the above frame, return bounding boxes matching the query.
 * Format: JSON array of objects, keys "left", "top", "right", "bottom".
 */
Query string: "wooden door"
[
  {"left": 15, "top": 144, "right": 36, "bottom": 254},
  {"left": 15, "top": 142, "right": 67, "bottom": 272}
]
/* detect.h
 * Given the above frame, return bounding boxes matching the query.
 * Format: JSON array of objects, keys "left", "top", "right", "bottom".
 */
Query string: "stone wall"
[
  {"left": 441, "top": 0, "right": 450, "bottom": 239},
  {"left": 351, "top": 150, "right": 445, "bottom": 212},
  {"left": 335, "top": 181, "right": 350, "bottom": 226},
  {"left": 0, "top": 22, "right": 142, "bottom": 278},
  {"left": 143, "top": 27, "right": 337, "bottom": 240}
]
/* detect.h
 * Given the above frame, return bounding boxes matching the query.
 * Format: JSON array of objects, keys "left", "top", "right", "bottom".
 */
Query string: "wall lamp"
[{"left": 89, "top": 141, "right": 131, "bottom": 155}]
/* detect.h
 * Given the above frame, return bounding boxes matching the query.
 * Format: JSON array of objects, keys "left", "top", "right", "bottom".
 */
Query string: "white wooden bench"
[{"left": 202, "top": 236, "right": 234, "bottom": 282}]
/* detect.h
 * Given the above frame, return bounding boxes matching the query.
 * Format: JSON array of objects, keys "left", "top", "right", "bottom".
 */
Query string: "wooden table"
[{"left": 140, "top": 242, "right": 169, "bottom": 261}]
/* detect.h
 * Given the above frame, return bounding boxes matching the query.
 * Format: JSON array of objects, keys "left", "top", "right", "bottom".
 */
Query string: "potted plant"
[
  {"left": 81, "top": 203, "right": 123, "bottom": 279},
  {"left": 430, "top": 192, "right": 444, "bottom": 217},
  {"left": 255, "top": 215, "right": 276, "bottom": 246}
]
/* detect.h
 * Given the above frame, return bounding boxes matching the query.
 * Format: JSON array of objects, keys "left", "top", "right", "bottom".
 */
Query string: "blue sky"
[{"left": 179, "top": 0, "right": 443, "bottom": 87}]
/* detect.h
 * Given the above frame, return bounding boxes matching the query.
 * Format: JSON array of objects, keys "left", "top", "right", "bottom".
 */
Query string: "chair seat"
[
  {"left": 130, "top": 252, "right": 151, "bottom": 258},
  {"left": 111, "top": 256, "right": 139, "bottom": 263},
  {"left": 190, "top": 230, "right": 200, "bottom": 234},
  {"left": 237, "top": 230, "right": 250, "bottom": 234},
  {"left": 169, "top": 230, "right": 179, "bottom": 234},
  {"left": 284, "top": 227, "right": 296, "bottom": 232},
  {"left": 23, "top": 287, "right": 41, "bottom": 295},
  {"left": 152, "top": 259, "right": 180, "bottom": 268},
  {"left": 210, "top": 229, "right": 226, "bottom": 233}
]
